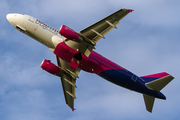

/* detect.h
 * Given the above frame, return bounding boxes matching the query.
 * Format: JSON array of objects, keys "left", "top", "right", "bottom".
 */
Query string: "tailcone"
[{"left": 157, "top": 92, "right": 166, "bottom": 100}]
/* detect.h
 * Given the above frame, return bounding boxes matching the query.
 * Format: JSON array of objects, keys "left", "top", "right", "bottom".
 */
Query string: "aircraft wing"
[
  {"left": 55, "top": 8, "right": 133, "bottom": 110},
  {"left": 79, "top": 8, "right": 133, "bottom": 45},
  {"left": 56, "top": 56, "right": 81, "bottom": 110}
]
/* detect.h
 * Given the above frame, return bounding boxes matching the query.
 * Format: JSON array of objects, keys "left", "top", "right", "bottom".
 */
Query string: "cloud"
[
  {"left": 106, "top": 0, "right": 180, "bottom": 26},
  {"left": 1, "top": 0, "right": 180, "bottom": 120}
]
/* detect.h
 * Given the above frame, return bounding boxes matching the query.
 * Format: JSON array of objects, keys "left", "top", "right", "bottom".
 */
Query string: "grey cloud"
[{"left": 1, "top": 0, "right": 180, "bottom": 120}]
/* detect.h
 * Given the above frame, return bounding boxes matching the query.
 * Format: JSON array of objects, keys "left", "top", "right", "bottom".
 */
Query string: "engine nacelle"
[
  {"left": 59, "top": 25, "right": 83, "bottom": 41},
  {"left": 40, "top": 59, "right": 62, "bottom": 76}
]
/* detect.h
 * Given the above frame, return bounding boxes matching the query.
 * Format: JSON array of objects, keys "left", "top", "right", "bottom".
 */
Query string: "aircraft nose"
[
  {"left": 6, "top": 13, "right": 18, "bottom": 27},
  {"left": 6, "top": 14, "right": 11, "bottom": 21}
]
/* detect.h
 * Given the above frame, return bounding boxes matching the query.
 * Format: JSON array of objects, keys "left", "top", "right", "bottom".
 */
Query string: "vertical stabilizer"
[{"left": 143, "top": 94, "right": 155, "bottom": 113}]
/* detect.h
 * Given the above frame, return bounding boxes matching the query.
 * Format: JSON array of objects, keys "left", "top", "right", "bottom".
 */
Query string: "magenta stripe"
[
  {"left": 129, "top": 9, "right": 134, "bottom": 12},
  {"left": 142, "top": 72, "right": 169, "bottom": 78},
  {"left": 89, "top": 51, "right": 127, "bottom": 72}
]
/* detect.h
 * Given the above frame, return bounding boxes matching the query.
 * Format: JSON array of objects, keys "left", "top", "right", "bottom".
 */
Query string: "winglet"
[
  {"left": 72, "top": 108, "right": 76, "bottom": 112},
  {"left": 129, "top": 9, "right": 134, "bottom": 12}
]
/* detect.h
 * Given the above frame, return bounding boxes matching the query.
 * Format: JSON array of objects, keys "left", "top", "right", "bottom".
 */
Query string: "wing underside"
[
  {"left": 56, "top": 56, "right": 80, "bottom": 110},
  {"left": 79, "top": 8, "right": 132, "bottom": 45}
]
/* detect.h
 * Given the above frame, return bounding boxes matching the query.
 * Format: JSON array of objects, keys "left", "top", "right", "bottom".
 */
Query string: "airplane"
[{"left": 6, "top": 8, "right": 174, "bottom": 113}]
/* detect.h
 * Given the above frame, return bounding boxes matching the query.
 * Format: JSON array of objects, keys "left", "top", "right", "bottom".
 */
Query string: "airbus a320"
[{"left": 6, "top": 9, "right": 174, "bottom": 112}]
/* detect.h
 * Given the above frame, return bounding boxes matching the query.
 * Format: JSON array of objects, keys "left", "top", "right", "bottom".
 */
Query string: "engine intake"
[
  {"left": 40, "top": 59, "right": 62, "bottom": 76},
  {"left": 59, "top": 25, "right": 83, "bottom": 41}
]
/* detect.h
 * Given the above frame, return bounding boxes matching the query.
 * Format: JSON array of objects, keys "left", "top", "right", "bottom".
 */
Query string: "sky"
[{"left": 1, "top": 0, "right": 180, "bottom": 120}]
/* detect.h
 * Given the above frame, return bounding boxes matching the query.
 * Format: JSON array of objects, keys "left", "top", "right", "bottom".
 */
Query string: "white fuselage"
[{"left": 7, "top": 13, "right": 64, "bottom": 49}]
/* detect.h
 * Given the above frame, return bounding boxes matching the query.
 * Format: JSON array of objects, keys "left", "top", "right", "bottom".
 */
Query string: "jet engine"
[
  {"left": 40, "top": 59, "right": 62, "bottom": 76},
  {"left": 59, "top": 25, "right": 83, "bottom": 41}
]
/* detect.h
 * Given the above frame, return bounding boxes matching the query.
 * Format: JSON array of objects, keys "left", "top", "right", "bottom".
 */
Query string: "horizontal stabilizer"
[
  {"left": 145, "top": 75, "right": 174, "bottom": 92},
  {"left": 143, "top": 94, "right": 155, "bottom": 113}
]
